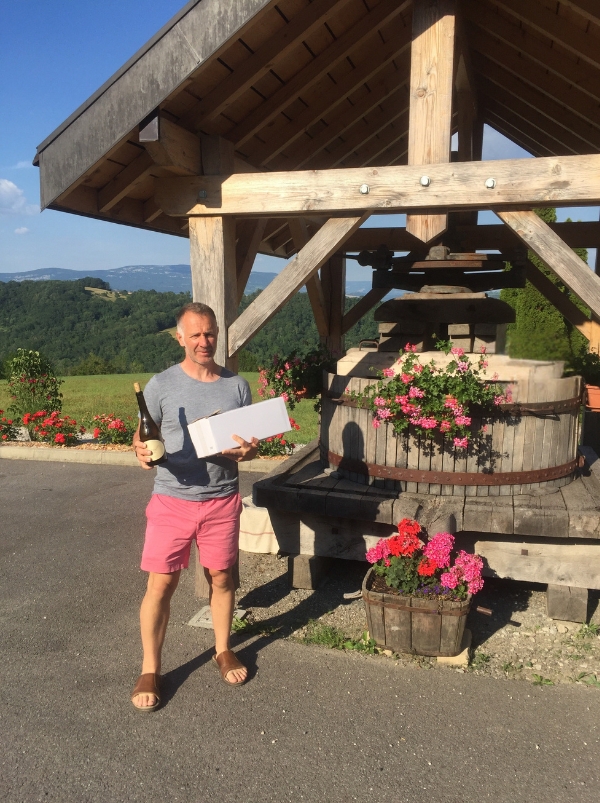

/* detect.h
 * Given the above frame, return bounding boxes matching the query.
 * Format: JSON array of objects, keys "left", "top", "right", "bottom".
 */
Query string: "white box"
[{"left": 187, "top": 397, "right": 291, "bottom": 458}]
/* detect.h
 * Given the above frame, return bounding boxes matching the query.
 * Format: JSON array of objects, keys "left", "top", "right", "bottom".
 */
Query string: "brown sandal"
[
  {"left": 213, "top": 650, "right": 247, "bottom": 687},
  {"left": 131, "top": 672, "right": 161, "bottom": 712}
]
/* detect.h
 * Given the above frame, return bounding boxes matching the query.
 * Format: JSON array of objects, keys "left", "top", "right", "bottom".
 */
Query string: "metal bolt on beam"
[
  {"left": 420, "top": 175, "right": 431, "bottom": 187},
  {"left": 359, "top": 184, "right": 370, "bottom": 195},
  {"left": 485, "top": 178, "right": 496, "bottom": 189}
]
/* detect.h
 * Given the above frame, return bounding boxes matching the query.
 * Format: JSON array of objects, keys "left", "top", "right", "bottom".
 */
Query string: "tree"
[{"left": 500, "top": 208, "right": 589, "bottom": 365}]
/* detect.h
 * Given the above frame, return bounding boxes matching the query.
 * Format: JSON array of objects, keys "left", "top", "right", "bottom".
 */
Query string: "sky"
[{"left": 1, "top": 0, "right": 597, "bottom": 282}]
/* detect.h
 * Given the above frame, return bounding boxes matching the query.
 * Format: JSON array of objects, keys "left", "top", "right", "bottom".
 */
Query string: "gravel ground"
[{"left": 236, "top": 550, "right": 600, "bottom": 689}]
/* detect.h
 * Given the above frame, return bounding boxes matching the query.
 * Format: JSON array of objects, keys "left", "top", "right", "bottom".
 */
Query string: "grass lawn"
[{"left": 0, "top": 372, "right": 318, "bottom": 444}]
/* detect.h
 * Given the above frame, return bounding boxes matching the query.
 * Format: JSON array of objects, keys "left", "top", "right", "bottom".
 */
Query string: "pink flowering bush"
[
  {"left": 257, "top": 347, "right": 334, "bottom": 410},
  {"left": 90, "top": 413, "right": 136, "bottom": 445},
  {"left": 359, "top": 339, "right": 511, "bottom": 449},
  {"left": 366, "top": 519, "right": 484, "bottom": 600},
  {"left": 23, "top": 410, "right": 84, "bottom": 446},
  {"left": 257, "top": 417, "right": 301, "bottom": 457}
]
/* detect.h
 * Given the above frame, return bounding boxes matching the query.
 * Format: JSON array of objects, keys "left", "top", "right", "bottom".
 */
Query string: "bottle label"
[{"left": 145, "top": 439, "right": 165, "bottom": 460}]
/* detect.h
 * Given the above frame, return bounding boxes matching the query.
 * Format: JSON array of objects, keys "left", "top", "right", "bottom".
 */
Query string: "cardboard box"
[{"left": 187, "top": 397, "right": 291, "bottom": 458}]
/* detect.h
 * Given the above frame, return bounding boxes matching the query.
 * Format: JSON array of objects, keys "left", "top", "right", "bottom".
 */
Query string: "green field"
[{"left": 0, "top": 372, "right": 318, "bottom": 443}]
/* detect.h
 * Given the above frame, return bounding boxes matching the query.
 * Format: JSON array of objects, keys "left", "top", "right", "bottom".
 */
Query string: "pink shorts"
[{"left": 141, "top": 492, "right": 242, "bottom": 573}]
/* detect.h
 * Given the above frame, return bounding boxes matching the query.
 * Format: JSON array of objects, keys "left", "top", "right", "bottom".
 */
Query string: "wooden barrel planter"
[
  {"left": 362, "top": 568, "right": 470, "bottom": 656},
  {"left": 320, "top": 372, "right": 582, "bottom": 496}
]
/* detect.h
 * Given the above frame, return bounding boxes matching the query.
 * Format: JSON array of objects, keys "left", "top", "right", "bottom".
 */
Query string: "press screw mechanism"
[
  {"left": 420, "top": 175, "right": 431, "bottom": 187},
  {"left": 485, "top": 178, "right": 496, "bottom": 189},
  {"left": 359, "top": 184, "right": 370, "bottom": 195}
]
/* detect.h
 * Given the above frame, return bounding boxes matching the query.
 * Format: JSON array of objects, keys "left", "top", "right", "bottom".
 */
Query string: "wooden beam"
[
  {"left": 142, "top": 198, "right": 162, "bottom": 223},
  {"left": 345, "top": 222, "right": 600, "bottom": 252},
  {"left": 558, "top": 0, "right": 600, "bottom": 25},
  {"left": 155, "top": 154, "right": 600, "bottom": 217},
  {"left": 497, "top": 210, "right": 600, "bottom": 320},
  {"left": 98, "top": 150, "right": 154, "bottom": 213},
  {"left": 524, "top": 259, "right": 591, "bottom": 338},
  {"left": 406, "top": 0, "right": 456, "bottom": 244},
  {"left": 341, "top": 288, "right": 389, "bottom": 334},
  {"left": 494, "top": 0, "right": 600, "bottom": 71},
  {"left": 235, "top": 218, "right": 268, "bottom": 304},
  {"left": 288, "top": 218, "right": 329, "bottom": 337},
  {"left": 182, "top": 0, "right": 353, "bottom": 131},
  {"left": 463, "top": 0, "right": 600, "bottom": 104},
  {"left": 228, "top": 215, "right": 369, "bottom": 355},
  {"left": 141, "top": 116, "right": 201, "bottom": 176},
  {"left": 189, "top": 135, "right": 237, "bottom": 370},
  {"left": 320, "top": 254, "right": 346, "bottom": 356},
  {"left": 226, "top": 0, "right": 411, "bottom": 148},
  {"left": 253, "top": 31, "right": 413, "bottom": 169}
]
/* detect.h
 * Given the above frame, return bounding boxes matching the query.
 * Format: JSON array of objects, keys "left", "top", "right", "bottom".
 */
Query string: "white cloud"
[
  {"left": 0, "top": 178, "right": 39, "bottom": 215},
  {"left": 13, "top": 160, "right": 33, "bottom": 169},
  {"left": 14, "top": 227, "right": 29, "bottom": 235}
]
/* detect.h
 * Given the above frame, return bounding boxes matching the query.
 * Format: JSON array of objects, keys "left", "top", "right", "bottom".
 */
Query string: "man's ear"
[{"left": 176, "top": 330, "right": 184, "bottom": 347}]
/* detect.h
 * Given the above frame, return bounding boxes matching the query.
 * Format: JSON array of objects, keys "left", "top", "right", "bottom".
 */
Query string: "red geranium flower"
[{"left": 417, "top": 557, "right": 438, "bottom": 576}]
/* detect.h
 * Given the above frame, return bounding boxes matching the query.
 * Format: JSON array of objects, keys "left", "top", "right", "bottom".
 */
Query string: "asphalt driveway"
[{"left": 1, "top": 460, "right": 598, "bottom": 803}]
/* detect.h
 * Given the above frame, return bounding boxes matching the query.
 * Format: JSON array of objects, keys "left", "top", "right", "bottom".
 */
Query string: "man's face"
[{"left": 176, "top": 312, "right": 219, "bottom": 366}]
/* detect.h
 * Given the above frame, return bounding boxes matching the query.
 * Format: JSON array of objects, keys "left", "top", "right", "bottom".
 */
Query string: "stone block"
[
  {"left": 437, "top": 628, "right": 472, "bottom": 667},
  {"left": 546, "top": 584, "right": 588, "bottom": 623},
  {"left": 288, "top": 553, "right": 331, "bottom": 589},
  {"left": 448, "top": 323, "right": 471, "bottom": 337}
]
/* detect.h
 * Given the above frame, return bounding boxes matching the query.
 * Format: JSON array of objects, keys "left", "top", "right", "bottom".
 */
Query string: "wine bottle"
[{"left": 133, "top": 382, "right": 167, "bottom": 466}]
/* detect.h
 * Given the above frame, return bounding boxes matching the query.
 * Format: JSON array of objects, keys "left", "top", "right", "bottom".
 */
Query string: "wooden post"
[
  {"left": 189, "top": 135, "right": 238, "bottom": 371},
  {"left": 406, "top": 0, "right": 456, "bottom": 243},
  {"left": 320, "top": 254, "right": 346, "bottom": 358}
]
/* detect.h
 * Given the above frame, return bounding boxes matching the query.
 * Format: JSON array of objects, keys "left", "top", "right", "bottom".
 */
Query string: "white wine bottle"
[{"left": 133, "top": 382, "right": 167, "bottom": 466}]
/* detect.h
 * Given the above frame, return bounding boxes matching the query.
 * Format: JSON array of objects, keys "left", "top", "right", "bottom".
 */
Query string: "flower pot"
[
  {"left": 585, "top": 384, "right": 600, "bottom": 412},
  {"left": 361, "top": 568, "right": 471, "bottom": 657}
]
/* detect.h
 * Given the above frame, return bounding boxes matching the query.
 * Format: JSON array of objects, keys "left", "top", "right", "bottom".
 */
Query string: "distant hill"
[{"left": 0, "top": 265, "right": 376, "bottom": 297}]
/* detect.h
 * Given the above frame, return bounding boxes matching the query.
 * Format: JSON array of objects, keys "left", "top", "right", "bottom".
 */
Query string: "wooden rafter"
[
  {"left": 484, "top": 112, "right": 550, "bottom": 158},
  {"left": 406, "top": 0, "right": 456, "bottom": 243},
  {"left": 470, "top": 36, "right": 600, "bottom": 142},
  {"left": 497, "top": 210, "right": 600, "bottom": 320},
  {"left": 558, "top": 1, "right": 600, "bottom": 25},
  {"left": 463, "top": 0, "right": 600, "bottom": 104},
  {"left": 251, "top": 26, "right": 413, "bottom": 168},
  {"left": 140, "top": 115, "right": 202, "bottom": 176},
  {"left": 493, "top": 0, "right": 600, "bottom": 71},
  {"left": 225, "top": 0, "right": 411, "bottom": 148},
  {"left": 228, "top": 214, "right": 369, "bottom": 355},
  {"left": 97, "top": 150, "right": 154, "bottom": 213},
  {"left": 155, "top": 154, "right": 600, "bottom": 218},
  {"left": 288, "top": 62, "right": 410, "bottom": 170},
  {"left": 181, "top": 0, "right": 354, "bottom": 132}
]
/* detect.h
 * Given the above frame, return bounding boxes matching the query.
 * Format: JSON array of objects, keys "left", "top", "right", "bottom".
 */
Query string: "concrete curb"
[{"left": 0, "top": 445, "right": 283, "bottom": 471}]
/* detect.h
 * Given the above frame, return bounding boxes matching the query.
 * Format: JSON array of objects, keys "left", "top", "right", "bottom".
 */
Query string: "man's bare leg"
[
  {"left": 132, "top": 570, "right": 180, "bottom": 709},
  {"left": 206, "top": 567, "right": 247, "bottom": 684}
]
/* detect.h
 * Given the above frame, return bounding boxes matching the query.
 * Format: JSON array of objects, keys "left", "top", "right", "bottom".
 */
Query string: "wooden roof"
[{"left": 36, "top": 0, "right": 600, "bottom": 257}]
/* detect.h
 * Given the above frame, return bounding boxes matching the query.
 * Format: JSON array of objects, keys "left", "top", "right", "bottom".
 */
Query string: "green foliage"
[
  {"left": 302, "top": 621, "right": 377, "bottom": 653},
  {"left": 0, "top": 279, "right": 187, "bottom": 374},
  {"left": 500, "top": 209, "right": 589, "bottom": 364},
  {"left": 568, "top": 352, "right": 600, "bottom": 386},
  {"left": 6, "top": 348, "right": 63, "bottom": 417}
]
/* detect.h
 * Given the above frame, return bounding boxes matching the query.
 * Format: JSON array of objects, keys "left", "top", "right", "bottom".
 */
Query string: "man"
[{"left": 131, "top": 301, "right": 258, "bottom": 712}]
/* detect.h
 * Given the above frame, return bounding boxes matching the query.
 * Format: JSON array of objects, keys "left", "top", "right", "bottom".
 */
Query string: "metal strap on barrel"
[
  {"left": 323, "top": 391, "right": 582, "bottom": 417},
  {"left": 326, "top": 449, "right": 580, "bottom": 486}
]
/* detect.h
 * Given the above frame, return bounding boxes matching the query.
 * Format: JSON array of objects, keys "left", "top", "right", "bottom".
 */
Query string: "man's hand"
[
  {"left": 222, "top": 434, "right": 259, "bottom": 463},
  {"left": 133, "top": 435, "right": 154, "bottom": 470}
]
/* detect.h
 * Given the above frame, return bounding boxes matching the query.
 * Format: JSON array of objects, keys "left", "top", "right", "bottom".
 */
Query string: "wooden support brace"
[
  {"left": 140, "top": 112, "right": 201, "bottom": 176},
  {"left": 524, "top": 260, "right": 591, "bottom": 338},
  {"left": 406, "top": 0, "right": 456, "bottom": 243},
  {"left": 341, "top": 288, "right": 390, "bottom": 335},
  {"left": 498, "top": 210, "right": 600, "bottom": 321},
  {"left": 228, "top": 215, "right": 369, "bottom": 356},
  {"left": 235, "top": 218, "right": 268, "bottom": 304},
  {"left": 320, "top": 254, "right": 346, "bottom": 357},
  {"left": 288, "top": 218, "right": 329, "bottom": 337}
]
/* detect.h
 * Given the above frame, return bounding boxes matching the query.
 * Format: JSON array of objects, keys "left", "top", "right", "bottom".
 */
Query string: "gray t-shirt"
[{"left": 143, "top": 364, "right": 252, "bottom": 501}]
